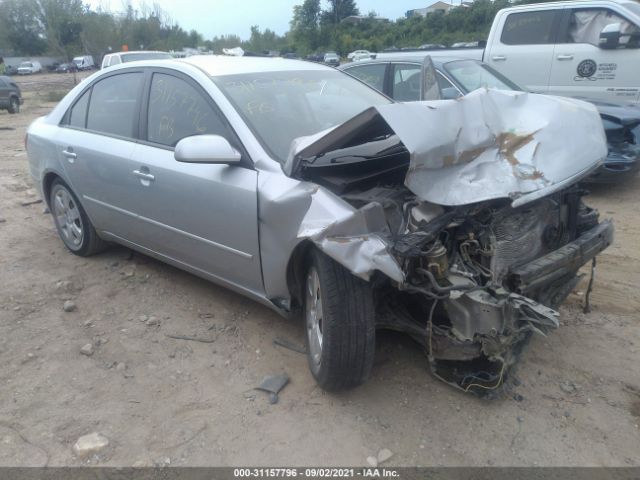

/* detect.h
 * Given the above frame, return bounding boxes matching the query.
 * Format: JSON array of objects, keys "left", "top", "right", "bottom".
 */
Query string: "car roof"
[
  {"left": 178, "top": 55, "right": 331, "bottom": 76},
  {"left": 340, "top": 55, "right": 476, "bottom": 69},
  {"left": 503, "top": 0, "right": 627, "bottom": 11}
]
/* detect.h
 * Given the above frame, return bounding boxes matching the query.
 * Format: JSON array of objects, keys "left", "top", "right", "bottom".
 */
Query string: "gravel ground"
[{"left": 0, "top": 72, "right": 639, "bottom": 467}]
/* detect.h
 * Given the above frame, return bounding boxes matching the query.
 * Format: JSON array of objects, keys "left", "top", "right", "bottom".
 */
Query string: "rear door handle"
[
  {"left": 133, "top": 170, "right": 155, "bottom": 181},
  {"left": 492, "top": 55, "right": 506, "bottom": 61},
  {"left": 556, "top": 54, "right": 574, "bottom": 60}
]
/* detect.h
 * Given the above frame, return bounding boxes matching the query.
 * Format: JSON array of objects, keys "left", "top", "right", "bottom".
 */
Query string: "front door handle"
[
  {"left": 492, "top": 55, "right": 507, "bottom": 61},
  {"left": 133, "top": 170, "right": 155, "bottom": 182},
  {"left": 556, "top": 54, "right": 574, "bottom": 60},
  {"left": 62, "top": 148, "right": 77, "bottom": 162}
]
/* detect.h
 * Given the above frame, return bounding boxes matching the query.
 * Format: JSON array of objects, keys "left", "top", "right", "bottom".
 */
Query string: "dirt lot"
[{"left": 0, "top": 72, "right": 639, "bottom": 467}]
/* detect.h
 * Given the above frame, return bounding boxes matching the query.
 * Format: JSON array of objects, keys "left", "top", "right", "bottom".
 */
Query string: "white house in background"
[
  {"left": 406, "top": 1, "right": 475, "bottom": 18},
  {"left": 406, "top": 1, "right": 453, "bottom": 17}
]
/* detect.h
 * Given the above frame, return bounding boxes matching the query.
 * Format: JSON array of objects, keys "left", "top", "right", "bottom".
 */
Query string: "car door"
[
  {"left": 127, "top": 69, "right": 263, "bottom": 293},
  {"left": 55, "top": 70, "right": 144, "bottom": 236},
  {"left": 485, "top": 8, "right": 563, "bottom": 93},
  {"left": 549, "top": 7, "right": 640, "bottom": 102}
]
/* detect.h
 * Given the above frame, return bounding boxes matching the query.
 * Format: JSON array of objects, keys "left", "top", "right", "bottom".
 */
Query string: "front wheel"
[
  {"left": 8, "top": 97, "right": 19, "bottom": 114},
  {"left": 304, "top": 249, "right": 376, "bottom": 391}
]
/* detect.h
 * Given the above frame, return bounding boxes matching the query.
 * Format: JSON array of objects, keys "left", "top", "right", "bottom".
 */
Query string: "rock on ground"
[{"left": 72, "top": 432, "right": 109, "bottom": 458}]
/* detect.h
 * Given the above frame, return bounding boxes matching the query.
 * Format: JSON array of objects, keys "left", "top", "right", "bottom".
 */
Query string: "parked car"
[
  {"left": 348, "top": 49, "right": 372, "bottom": 62},
  {"left": 26, "top": 56, "right": 612, "bottom": 393},
  {"left": 17, "top": 61, "right": 42, "bottom": 75},
  {"left": 323, "top": 52, "right": 340, "bottom": 67},
  {"left": 56, "top": 63, "right": 78, "bottom": 74},
  {"left": 376, "top": 0, "right": 640, "bottom": 104},
  {"left": 47, "top": 62, "right": 61, "bottom": 72},
  {"left": 101, "top": 51, "right": 172, "bottom": 69},
  {"left": 341, "top": 56, "right": 640, "bottom": 182},
  {"left": 305, "top": 53, "right": 324, "bottom": 63},
  {"left": 72, "top": 55, "right": 95, "bottom": 71},
  {"left": 0, "top": 75, "right": 23, "bottom": 113},
  {"left": 5, "top": 65, "right": 18, "bottom": 76}
]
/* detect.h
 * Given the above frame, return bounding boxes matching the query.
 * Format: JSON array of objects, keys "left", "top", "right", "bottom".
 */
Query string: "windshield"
[
  {"left": 444, "top": 60, "right": 522, "bottom": 93},
  {"left": 122, "top": 52, "right": 172, "bottom": 62},
  {"left": 625, "top": 2, "right": 640, "bottom": 17},
  {"left": 214, "top": 69, "right": 391, "bottom": 162},
  {"left": 20, "top": 62, "right": 32, "bottom": 68}
]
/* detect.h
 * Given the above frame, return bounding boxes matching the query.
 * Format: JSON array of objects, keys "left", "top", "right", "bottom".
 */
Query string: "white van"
[
  {"left": 72, "top": 55, "right": 95, "bottom": 71},
  {"left": 101, "top": 51, "right": 173, "bottom": 69},
  {"left": 17, "top": 61, "right": 42, "bottom": 75}
]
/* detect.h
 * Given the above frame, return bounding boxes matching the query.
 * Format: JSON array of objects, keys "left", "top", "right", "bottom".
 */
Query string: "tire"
[
  {"left": 49, "top": 179, "right": 107, "bottom": 256},
  {"left": 304, "top": 249, "right": 376, "bottom": 391},
  {"left": 8, "top": 97, "right": 19, "bottom": 114}
]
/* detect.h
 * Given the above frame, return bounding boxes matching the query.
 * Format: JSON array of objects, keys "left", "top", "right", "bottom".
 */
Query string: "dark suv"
[{"left": 0, "top": 75, "right": 23, "bottom": 114}]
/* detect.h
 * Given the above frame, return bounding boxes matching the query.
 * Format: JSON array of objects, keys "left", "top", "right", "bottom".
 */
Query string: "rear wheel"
[
  {"left": 304, "top": 249, "right": 376, "bottom": 391},
  {"left": 8, "top": 97, "right": 19, "bottom": 114},
  {"left": 50, "top": 179, "right": 107, "bottom": 256}
]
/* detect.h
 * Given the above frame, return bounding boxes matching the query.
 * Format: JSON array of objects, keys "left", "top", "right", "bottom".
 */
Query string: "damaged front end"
[{"left": 288, "top": 89, "right": 614, "bottom": 394}]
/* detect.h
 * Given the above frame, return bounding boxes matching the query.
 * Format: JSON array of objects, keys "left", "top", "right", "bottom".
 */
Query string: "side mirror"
[
  {"left": 599, "top": 23, "right": 622, "bottom": 49},
  {"left": 174, "top": 135, "right": 242, "bottom": 164},
  {"left": 441, "top": 87, "right": 462, "bottom": 100}
]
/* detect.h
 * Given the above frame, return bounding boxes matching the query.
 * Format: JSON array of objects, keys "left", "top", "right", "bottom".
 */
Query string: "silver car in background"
[{"left": 26, "top": 56, "right": 613, "bottom": 394}]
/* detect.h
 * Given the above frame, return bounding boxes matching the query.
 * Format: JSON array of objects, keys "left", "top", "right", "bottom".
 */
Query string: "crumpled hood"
[{"left": 288, "top": 89, "right": 608, "bottom": 207}]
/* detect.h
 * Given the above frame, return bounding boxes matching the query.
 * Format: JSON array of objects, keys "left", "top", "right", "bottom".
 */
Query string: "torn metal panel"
[
  {"left": 304, "top": 202, "right": 404, "bottom": 282},
  {"left": 291, "top": 89, "right": 608, "bottom": 207},
  {"left": 257, "top": 171, "right": 403, "bottom": 302}
]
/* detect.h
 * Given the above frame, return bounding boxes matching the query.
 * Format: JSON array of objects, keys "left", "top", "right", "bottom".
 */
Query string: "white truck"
[{"left": 378, "top": 0, "right": 640, "bottom": 103}]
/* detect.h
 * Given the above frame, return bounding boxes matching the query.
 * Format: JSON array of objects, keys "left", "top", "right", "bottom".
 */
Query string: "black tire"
[
  {"left": 8, "top": 97, "right": 19, "bottom": 114},
  {"left": 304, "top": 249, "right": 376, "bottom": 391},
  {"left": 49, "top": 179, "right": 107, "bottom": 256}
]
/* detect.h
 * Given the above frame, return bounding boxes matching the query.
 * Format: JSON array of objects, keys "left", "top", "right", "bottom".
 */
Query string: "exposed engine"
[{"left": 343, "top": 185, "right": 609, "bottom": 395}]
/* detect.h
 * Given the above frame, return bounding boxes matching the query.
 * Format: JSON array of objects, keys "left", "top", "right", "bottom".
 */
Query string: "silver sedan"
[{"left": 27, "top": 56, "right": 613, "bottom": 394}]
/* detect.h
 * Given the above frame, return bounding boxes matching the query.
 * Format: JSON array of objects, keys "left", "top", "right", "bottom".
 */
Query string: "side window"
[
  {"left": 501, "top": 10, "right": 560, "bottom": 45},
  {"left": 392, "top": 64, "right": 422, "bottom": 102},
  {"left": 147, "top": 73, "right": 228, "bottom": 147},
  {"left": 0, "top": 78, "right": 6, "bottom": 87},
  {"left": 110, "top": 56, "right": 121, "bottom": 66},
  {"left": 436, "top": 72, "right": 456, "bottom": 91},
  {"left": 562, "top": 8, "right": 640, "bottom": 45},
  {"left": 345, "top": 64, "right": 387, "bottom": 93},
  {"left": 69, "top": 89, "right": 90, "bottom": 128},
  {"left": 86, "top": 72, "right": 143, "bottom": 138}
]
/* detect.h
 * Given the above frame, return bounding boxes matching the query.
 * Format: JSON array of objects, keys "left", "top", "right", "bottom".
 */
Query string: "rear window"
[
  {"left": 86, "top": 73, "right": 143, "bottom": 138},
  {"left": 69, "top": 89, "right": 90, "bottom": 128},
  {"left": 501, "top": 10, "right": 560, "bottom": 45},
  {"left": 345, "top": 63, "right": 387, "bottom": 92}
]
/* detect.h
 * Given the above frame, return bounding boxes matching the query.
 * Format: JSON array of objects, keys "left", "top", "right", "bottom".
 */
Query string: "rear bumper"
[{"left": 508, "top": 220, "right": 614, "bottom": 294}]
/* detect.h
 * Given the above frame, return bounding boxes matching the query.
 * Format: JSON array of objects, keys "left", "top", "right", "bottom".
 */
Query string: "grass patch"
[{"left": 43, "top": 90, "right": 68, "bottom": 103}]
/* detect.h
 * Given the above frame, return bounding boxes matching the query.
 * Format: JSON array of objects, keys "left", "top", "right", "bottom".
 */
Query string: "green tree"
[
  {"left": 0, "top": 0, "right": 48, "bottom": 55},
  {"left": 321, "top": 0, "right": 359, "bottom": 24}
]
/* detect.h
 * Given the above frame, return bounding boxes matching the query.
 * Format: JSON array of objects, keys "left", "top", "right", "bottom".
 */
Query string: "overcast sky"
[{"left": 88, "top": 0, "right": 454, "bottom": 39}]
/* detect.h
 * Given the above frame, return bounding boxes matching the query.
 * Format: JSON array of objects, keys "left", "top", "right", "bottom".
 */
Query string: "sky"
[{"left": 88, "top": 0, "right": 458, "bottom": 40}]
